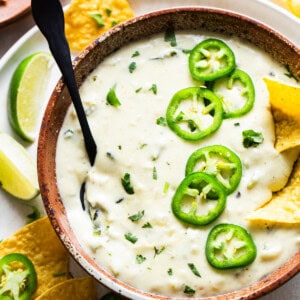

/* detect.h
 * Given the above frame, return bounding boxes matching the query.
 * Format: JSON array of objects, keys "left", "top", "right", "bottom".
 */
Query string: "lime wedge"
[
  {"left": 8, "top": 52, "right": 53, "bottom": 142},
  {"left": 287, "top": 0, "right": 300, "bottom": 17},
  {"left": 0, "top": 132, "right": 39, "bottom": 200}
]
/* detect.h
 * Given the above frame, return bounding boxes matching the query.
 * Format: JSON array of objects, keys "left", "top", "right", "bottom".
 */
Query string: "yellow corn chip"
[
  {"left": 36, "top": 277, "right": 97, "bottom": 300},
  {"left": 65, "top": 0, "right": 134, "bottom": 52},
  {"left": 247, "top": 157, "right": 300, "bottom": 224},
  {"left": 0, "top": 217, "right": 70, "bottom": 298},
  {"left": 264, "top": 77, "right": 300, "bottom": 152}
]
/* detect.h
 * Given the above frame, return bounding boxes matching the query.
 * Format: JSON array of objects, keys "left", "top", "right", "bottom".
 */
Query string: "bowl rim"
[{"left": 38, "top": 6, "right": 300, "bottom": 300}]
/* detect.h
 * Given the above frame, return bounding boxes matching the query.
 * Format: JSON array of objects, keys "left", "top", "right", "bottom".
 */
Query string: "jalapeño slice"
[
  {"left": 205, "top": 223, "right": 257, "bottom": 269},
  {"left": 189, "top": 38, "right": 236, "bottom": 81},
  {"left": 171, "top": 172, "right": 226, "bottom": 226},
  {"left": 185, "top": 145, "right": 242, "bottom": 194},
  {"left": 213, "top": 68, "right": 255, "bottom": 118},
  {"left": 166, "top": 87, "right": 223, "bottom": 141},
  {"left": 0, "top": 253, "right": 37, "bottom": 300}
]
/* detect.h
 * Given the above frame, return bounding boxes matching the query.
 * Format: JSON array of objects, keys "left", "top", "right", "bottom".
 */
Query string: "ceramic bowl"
[{"left": 38, "top": 7, "right": 300, "bottom": 300}]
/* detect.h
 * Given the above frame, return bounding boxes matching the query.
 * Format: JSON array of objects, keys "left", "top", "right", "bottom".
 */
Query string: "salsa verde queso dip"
[{"left": 56, "top": 31, "right": 300, "bottom": 297}]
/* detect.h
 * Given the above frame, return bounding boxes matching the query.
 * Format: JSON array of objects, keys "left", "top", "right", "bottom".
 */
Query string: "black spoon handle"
[{"left": 31, "top": 0, "right": 97, "bottom": 166}]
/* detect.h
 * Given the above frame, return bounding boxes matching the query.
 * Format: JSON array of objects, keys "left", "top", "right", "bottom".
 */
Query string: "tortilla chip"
[
  {"left": 271, "top": 108, "right": 300, "bottom": 153},
  {"left": 65, "top": 0, "right": 134, "bottom": 52},
  {"left": 264, "top": 77, "right": 300, "bottom": 152},
  {"left": 247, "top": 157, "right": 300, "bottom": 224},
  {"left": 36, "top": 277, "right": 97, "bottom": 300},
  {"left": 0, "top": 217, "right": 70, "bottom": 298}
]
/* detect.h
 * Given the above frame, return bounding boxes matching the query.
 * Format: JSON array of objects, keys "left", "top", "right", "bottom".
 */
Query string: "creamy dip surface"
[{"left": 56, "top": 31, "right": 300, "bottom": 297}]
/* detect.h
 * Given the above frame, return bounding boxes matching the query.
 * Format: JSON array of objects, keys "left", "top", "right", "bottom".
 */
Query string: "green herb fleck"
[
  {"left": 140, "top": 143, "right": 147, "bottom": 149},
  {"left": 125, "top": 232, "right": 138, "bottom": 244},
  {"left": 52, "top": 271, "right": 67, "bottom": 277},
  {"left": 284, "top": 64, "right": 299, "bottom": 82},
  {"left": 167, "top": 268, "right": 173, "bottom": 275},
  {"left": 88, "top": 12, "right": 105, "bottom": 27},
  {"left": 118, "top": 145, "right": 122, "bottom": 150},
  {"left": 105, "top": 8, "right": 112, "bottom": 16},
  {"left": 111, "top": 20, "right": 119, "bottom": 26},
  {"left": 242, "top": 130, "right": 264, "bottom": 148},
  {"left": 135, "top": 87, "right": 142, "bottom": 93},
  {"left": 121, "top": 173, "right": 135, "bottom": 194},
  {"left": 156, "top": 116, "right": 167, "bottom": 126},
  {"left": 106, "top": 84, "right": 121, "bottom": 107},
  {"left": 188, "top": 263, "right": 201, "bottom": 277},
  {"left": 152, "top": 166, "right": 158, "bottom": 180},
  {"left": 116, "top": 197, "right": 124, "bottom": 204},
  {"left": 154, "top": 246, "right": 165, "bottom": 257},
  {"left": 182, "top": 48, "right": 191, "bottom": 54},
  {"left": 132, "top": 50, "right": 140, "bottom": 57},
  {"left": 128, "top": 210, "right": 144, "bottom": 222},
  {"left": 164, "top": 28, "right": 177, "bottom": 47},
  {"left": 149, "top": 83, "right": 157, "bottom": 95},
  {"left": 136, "top": 254, "right": 146, "bottom": 264},
  {"left": 129, "top": 62, "right": 136, "bottom": 73},
  {"left": 63, "top": 129, "right": 74, "bottom": 138},
  {"left": 26, "top": 206, "right": 41, "bottom": 224},
  {"left": 142, "top": 222, "right": 153, "bottom": 228},
  {"left": 234, "top": 122, "right": 240, "bottom": 126},
  {"left": 163, "top": 182, "right": 170, "bottom": 194},
  {"left": 184, "top": 285, "right": 196, "bottom": 295},
  {"left": 106, "top": 152, "right": 114, "bottom": 160}
]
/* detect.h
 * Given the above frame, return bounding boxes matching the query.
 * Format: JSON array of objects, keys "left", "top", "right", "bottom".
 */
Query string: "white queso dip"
[{"left": 56, "top": 31, "right": 300, "bottom": 297}]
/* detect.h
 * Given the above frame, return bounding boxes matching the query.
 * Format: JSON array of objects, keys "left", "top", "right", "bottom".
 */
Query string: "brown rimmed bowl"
[{"left": 38, "top": 7, "right": 300, "bottom": 300}]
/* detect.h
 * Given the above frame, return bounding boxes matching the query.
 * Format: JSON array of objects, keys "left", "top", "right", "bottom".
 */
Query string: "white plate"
[{"left": 0, "top": 0, "right": 299, "bottom": 298}]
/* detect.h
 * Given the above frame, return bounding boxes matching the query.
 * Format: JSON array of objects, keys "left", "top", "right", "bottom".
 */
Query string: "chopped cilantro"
[
  {"left": 128, "top": 210, "right": 144, "bottom": 222},
  {"left": 125, "top": 232, "right": 138, "bottom": 244},
  {"left": 121, "top": 173, "right": 135, "bottom": 194},
  {"left": 154, "top": 246, "right": 165, "bottom": 257},
  {"left": 242, "top": 130, "right": 264, "bottom": 148},
  {"left": 88, "top": 12, "right": 105, "bottom": 27},
  {"left": 111, "top": 20, "right": 119, "bottom": 26},
  {"left": 234, "top": 122, "right": 240, "bottom": 126},
  {"left": 136, "top": 254, "right": 146, "bottom": 264},
  {"left": 129, "top": 62, "right": 136, "bottom": 73},
  {"left": 167, "top": 268, "right": 173, "bottom": 275},
  {"left": 105, "top": 8, "right": 112, "bottom": 16},
  {"left": 156, "top": 116, "right": 167, "bottom": 126},
  {"left": 188, "top": 263, "right": 201, "bottom": 277},
  {"left": 132, "top": 50, "right": 140, "bottom": 57},
  {"left": 284, "top": 64, "right": 299, "bottom": 82},
  {"left": 149, "top": 83, "right": 157, "bottom": 95},
  {"left": 135, "top": 87, "right": 142, "bottom": 93},
  {"left": 164, "top": 28, "right": 177, "bottom": 47},
  {"left": 142, "top": 222, "right": 152, "bottom": 228},
  {"left": 184, "top": 285, "right": 196, "bottom": 295},
  {"left": 26, "top": 206, "right": 41, "bottom": 224},
  {"left": 106, "top": 84, "right": 121, "bottom": 107}
]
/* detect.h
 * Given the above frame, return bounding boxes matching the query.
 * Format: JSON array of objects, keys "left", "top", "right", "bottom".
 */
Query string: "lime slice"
[
  {"left": 8, "top": 52, "right": 53, "bottom": 142},
  {"left": 0, "top": 132, "right": 39, "bottom": 200}
]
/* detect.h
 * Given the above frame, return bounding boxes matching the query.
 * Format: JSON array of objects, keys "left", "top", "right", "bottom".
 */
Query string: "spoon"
[{"left": 31, "top": 0, "right": 97, "bottom": 166}]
